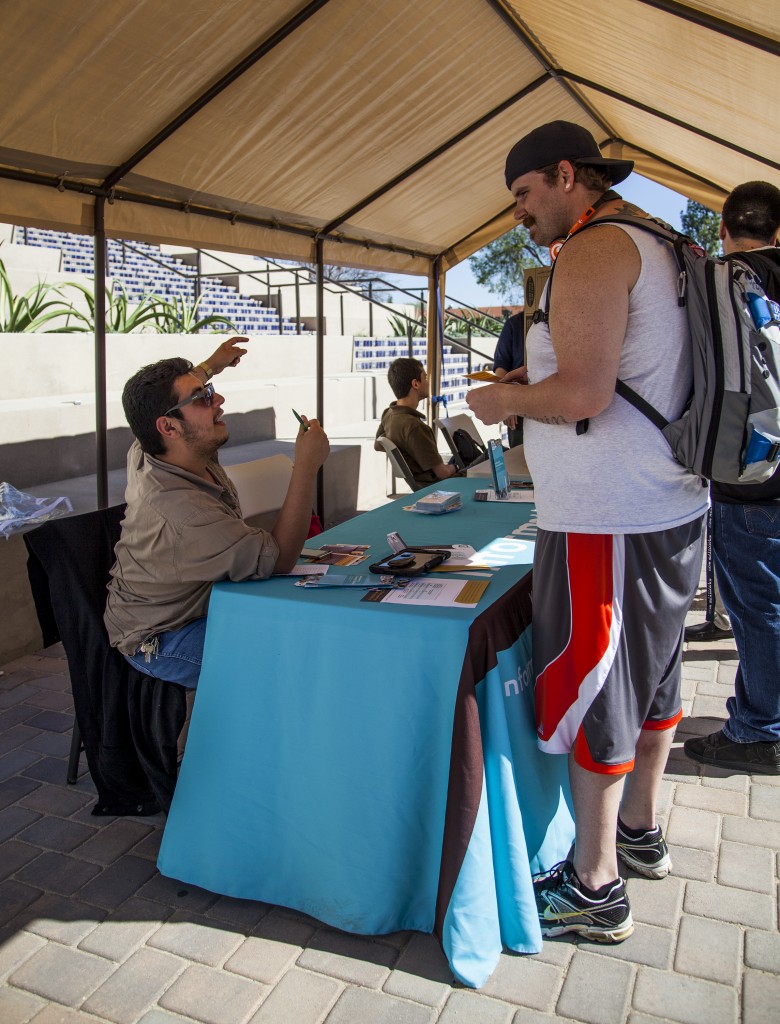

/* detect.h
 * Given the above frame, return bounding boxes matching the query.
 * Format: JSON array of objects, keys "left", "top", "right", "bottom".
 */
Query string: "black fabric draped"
[{"left": 24, "top": 505, "right": 185, "bottom": 815}]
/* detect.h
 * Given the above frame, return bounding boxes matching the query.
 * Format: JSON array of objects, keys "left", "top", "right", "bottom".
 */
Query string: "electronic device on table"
[
  {"left": 488, "top": 439, "right": 510, "bottom": 499},
  {"left": 473, "top": 439, "right": 534, "bottom": 501}
]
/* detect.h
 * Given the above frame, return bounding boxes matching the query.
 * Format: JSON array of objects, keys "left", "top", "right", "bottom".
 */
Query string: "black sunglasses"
[{"left": 164, "top": 381, "right": 215, "bottom": 417}]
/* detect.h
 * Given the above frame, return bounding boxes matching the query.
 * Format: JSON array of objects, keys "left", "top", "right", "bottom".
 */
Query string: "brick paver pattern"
[{"left": 0, "top": 590, "right": 777, "bottom": 1024}]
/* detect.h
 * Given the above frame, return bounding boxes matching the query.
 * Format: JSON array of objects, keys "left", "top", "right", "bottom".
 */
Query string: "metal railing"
[
  {"left": 13, "top": 225, "right": 506, "bottom": 371},
  {"left": 197, "top": 251, "right": 503, "bottom": 371}
]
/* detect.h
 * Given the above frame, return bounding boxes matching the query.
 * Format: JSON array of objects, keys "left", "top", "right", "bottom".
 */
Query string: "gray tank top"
[{"left": 524, "top": 224, "right": 708, "bottom": 534}]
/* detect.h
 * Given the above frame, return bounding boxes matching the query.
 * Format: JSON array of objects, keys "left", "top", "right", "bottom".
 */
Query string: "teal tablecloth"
[{"left": 158, "top": 478, "right": 573, "bottom": 987}]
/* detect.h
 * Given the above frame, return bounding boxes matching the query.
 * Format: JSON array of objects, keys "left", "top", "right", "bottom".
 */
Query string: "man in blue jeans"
[
  {"left": 685, "top": 181, "right": 780, "bottom": 775},
  {"left": 105, "top": 336, "right": 330, "bottom": 688}
]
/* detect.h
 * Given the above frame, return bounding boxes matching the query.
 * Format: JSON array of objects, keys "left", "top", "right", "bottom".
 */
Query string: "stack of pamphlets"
[{"left": 412, "top": 490, "right": 462, "bottom": 515}]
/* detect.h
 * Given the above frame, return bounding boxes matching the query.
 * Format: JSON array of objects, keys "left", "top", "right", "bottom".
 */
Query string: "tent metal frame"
[{"left": 0, "top": 0, "right": 776, "bottom": 515}]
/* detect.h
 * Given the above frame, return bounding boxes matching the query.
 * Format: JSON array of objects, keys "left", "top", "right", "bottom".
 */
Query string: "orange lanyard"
[{"left": 549, "top": 190, "right": 620, "bottom": 261}]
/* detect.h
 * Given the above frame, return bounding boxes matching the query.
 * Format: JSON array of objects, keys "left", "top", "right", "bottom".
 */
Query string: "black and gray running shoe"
[
  {"left": 533, "top": 859, "right": 634, "bottom": 943},
  {"left": 616, "top": 818, "right": 672, "bottom": 879}
]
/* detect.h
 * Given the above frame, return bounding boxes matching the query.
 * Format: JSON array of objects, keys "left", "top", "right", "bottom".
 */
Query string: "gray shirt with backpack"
[{"left": 524, "top": 224, "right": 708, "bottom": 534}]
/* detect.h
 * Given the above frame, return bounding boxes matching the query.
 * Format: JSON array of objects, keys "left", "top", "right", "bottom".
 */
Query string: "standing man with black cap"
[{"left": 467, "top": 121, "right": 707, "bottom": 943}]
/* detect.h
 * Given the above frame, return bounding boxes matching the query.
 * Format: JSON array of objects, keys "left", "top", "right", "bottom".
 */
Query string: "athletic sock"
[
  {"left": 574, "top": 871, "right": 620, "bottom": 901},
  {"left": 618, "top": 817, "right": 658, "bottom": 839}
]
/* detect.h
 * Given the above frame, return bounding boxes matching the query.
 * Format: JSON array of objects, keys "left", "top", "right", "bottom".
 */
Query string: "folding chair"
[
  {"left": 375, "top": 436, "right": 418, "bottom": 494},
  {"left": 437, "top": 413, "right": 489, "bottom": 470}
]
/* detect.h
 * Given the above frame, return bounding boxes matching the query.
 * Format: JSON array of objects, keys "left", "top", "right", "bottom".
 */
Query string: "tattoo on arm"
[{"left": 526, "top": 414, "right": 570, "bottom": 425}]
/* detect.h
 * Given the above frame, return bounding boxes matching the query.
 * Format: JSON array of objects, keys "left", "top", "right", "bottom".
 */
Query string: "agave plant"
[
  {"left": 387, "top": 306, "right": 426, "bottom": 337},
  {"left": 0, "top": 257, "right": 82, "bottom": 332},
  {"left": 58, "top": 280, "right": 172, "bottom": 333},
  {"left": 151, "top": 294, "right": 236, "bottom": 334},
  {"left": 444, "top": 309, "right": 502, "bottom": 338}
]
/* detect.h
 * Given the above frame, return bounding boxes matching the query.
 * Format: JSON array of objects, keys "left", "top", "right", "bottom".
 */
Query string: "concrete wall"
[
  {"left": 0, "top": 332, "right": 372, "bottom": 483},
  {"left": 0, "top": 330, "right": 398, "bottom": 664}
]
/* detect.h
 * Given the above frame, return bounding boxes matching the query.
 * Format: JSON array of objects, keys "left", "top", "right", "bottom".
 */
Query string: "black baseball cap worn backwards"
[{"left": 505, "top": 121, "right": 634, "bottom": 189}]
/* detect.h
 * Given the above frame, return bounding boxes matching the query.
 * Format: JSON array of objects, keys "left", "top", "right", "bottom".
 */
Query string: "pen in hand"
[{"left": 292, "top": 408, "right": 309, "bottom": 432}]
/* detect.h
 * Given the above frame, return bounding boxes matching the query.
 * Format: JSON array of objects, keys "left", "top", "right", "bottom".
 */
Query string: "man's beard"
[{"left": 181, "top": 420, "right": 228, "bottom": 459}]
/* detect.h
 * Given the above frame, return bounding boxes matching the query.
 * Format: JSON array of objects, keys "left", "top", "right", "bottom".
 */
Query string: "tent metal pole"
[
  {"left": 560, "top": 72, "right": 779, "bottom": 171},
  {"left": 0, "top": 167, "right": 433, "bottom": 264},
  {"left": 426, "top": 258, "right": 443, "bottom": 427},
  {"left": 102, "top": 0, "right": 334, "bottom": 191},
  {"left": 636, "top": 0, "right": 779, "bottom": 56},
  {"left": 483, "top": 0, "right": 617, "bottom": 141},
  {"left": 315, "top": 237, "right": 325, "bottom": 522},
  {"left": 319, "top": 74, "right": 548, "bottom": 236},
  {"left": 94, "top": 196, "right": 109, "bottom": 509}
]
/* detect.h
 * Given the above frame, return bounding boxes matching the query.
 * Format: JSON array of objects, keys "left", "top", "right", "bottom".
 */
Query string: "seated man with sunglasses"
[{"left": 105, "top": 337, "right": 330, "bottom": 689}]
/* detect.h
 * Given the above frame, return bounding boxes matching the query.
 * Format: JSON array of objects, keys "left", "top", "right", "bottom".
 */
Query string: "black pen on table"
[{"left": 292, "top": 408, "right": 309, "bottom": 432}]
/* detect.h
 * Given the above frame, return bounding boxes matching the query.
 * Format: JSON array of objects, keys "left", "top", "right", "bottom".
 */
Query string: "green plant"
[
  {"left": 681, "top": 199, "right": 721, "bottom": 256},
  {"left": 387, "top": 306, "right": 425, "bottom": 337},
  {"left": 59, "top": 280, "right": 172, "bottom": 333},
  {"left": 444, "top": 309, "right": 501, "bottom": 338},
  {"left": 0, "top": 258, "right": 82, "bottom": 332},
  {"left": 151, "top": 295, "right": 236, "bottom": 334}
]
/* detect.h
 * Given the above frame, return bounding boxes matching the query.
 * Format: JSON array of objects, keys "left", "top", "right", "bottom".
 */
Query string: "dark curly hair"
[{"left": 122, "top": 357, "right": 192, "bottom": 455}]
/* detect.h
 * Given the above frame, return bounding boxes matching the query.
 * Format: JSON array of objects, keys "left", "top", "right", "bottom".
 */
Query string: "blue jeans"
[
  {"left": 712, "top": 501, "right": 780, "bottom": 743},
  {"left": 124, "top": 617, "right": 207, "bottom": 690}
]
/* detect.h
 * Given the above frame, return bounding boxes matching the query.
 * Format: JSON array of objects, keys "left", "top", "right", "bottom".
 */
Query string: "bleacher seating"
[
  {"left": 17, "top": 228, "right": 298, "bottom": 335},
  {"left": 352, "top": 338, "right": 469, "bottom": 404},
  {"left": 13, "top": 228, "right": 473, "bottom": 399}
]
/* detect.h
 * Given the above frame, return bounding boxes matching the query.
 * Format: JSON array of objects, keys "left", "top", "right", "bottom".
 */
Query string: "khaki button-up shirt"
[{"left": 105, "top": 441, "right": 279, "bottom": 655}]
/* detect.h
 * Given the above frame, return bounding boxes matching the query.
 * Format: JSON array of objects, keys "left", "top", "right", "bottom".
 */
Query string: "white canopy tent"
[{"left": 1, "top": 0, "right": 777, "bottom": 506}]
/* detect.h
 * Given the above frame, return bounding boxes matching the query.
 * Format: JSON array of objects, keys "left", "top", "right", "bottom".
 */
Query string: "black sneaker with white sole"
[
  {"left": 533, "top": 859, "right": 634, "bottom": 943},
  {"left": 614, "top": 815, "right": 667, "bottom": 880},
  {"left": 616, "top": 818, "right": 672, "bottom": 879}
]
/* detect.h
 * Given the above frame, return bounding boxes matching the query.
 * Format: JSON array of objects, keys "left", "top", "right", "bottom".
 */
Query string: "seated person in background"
[
  {"left": 493, "top": 311, "right": 524, "bottom": 447},
  {"left": 374, "top": 357, "right": 457, "bottom": 490},
  {"left": 105, "top": 337, "right": 330, "bottom": 689}
]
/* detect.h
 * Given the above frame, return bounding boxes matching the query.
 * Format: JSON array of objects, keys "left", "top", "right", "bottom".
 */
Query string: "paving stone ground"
[{"left": 0, "top": 587, "right": 777, "bottom": 1024}]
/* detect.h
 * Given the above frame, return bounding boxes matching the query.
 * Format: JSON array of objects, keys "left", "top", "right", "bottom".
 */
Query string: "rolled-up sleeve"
[{"left": 173, "top": 504, "right": 280, "bottom": 583}]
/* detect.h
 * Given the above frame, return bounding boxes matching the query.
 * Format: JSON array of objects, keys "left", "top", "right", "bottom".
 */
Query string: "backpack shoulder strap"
[
  {"left": 576, "top": 214, "right": 695, "bottom": 294},
  {"left": 536, "top": 213, "right": 693, "bottom": 434},
  {"left": 614, "top": 380, "right": 669, "bottom": 430},
  {"left": 537, "top": 214, "right": 693, "bottom": 320}
]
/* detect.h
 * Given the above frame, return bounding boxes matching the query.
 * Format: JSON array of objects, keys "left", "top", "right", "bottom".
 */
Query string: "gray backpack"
[{"left": 540, "top": 214, "right": 780, "bottom": 485}]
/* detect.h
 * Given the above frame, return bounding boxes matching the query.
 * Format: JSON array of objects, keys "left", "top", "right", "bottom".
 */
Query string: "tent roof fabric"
[{"left": 1, "top": 0, "right": 777, "bottom": 275}]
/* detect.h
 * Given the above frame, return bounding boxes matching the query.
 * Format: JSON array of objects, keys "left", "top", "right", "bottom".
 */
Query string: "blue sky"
[{"left": 389, "top": 174, "right": 694, "bottom": 309}]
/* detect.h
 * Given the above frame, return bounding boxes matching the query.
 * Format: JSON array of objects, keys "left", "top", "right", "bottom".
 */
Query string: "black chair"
[{"left": 24, "top": 505, "right": 186, "bottom": 815}]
